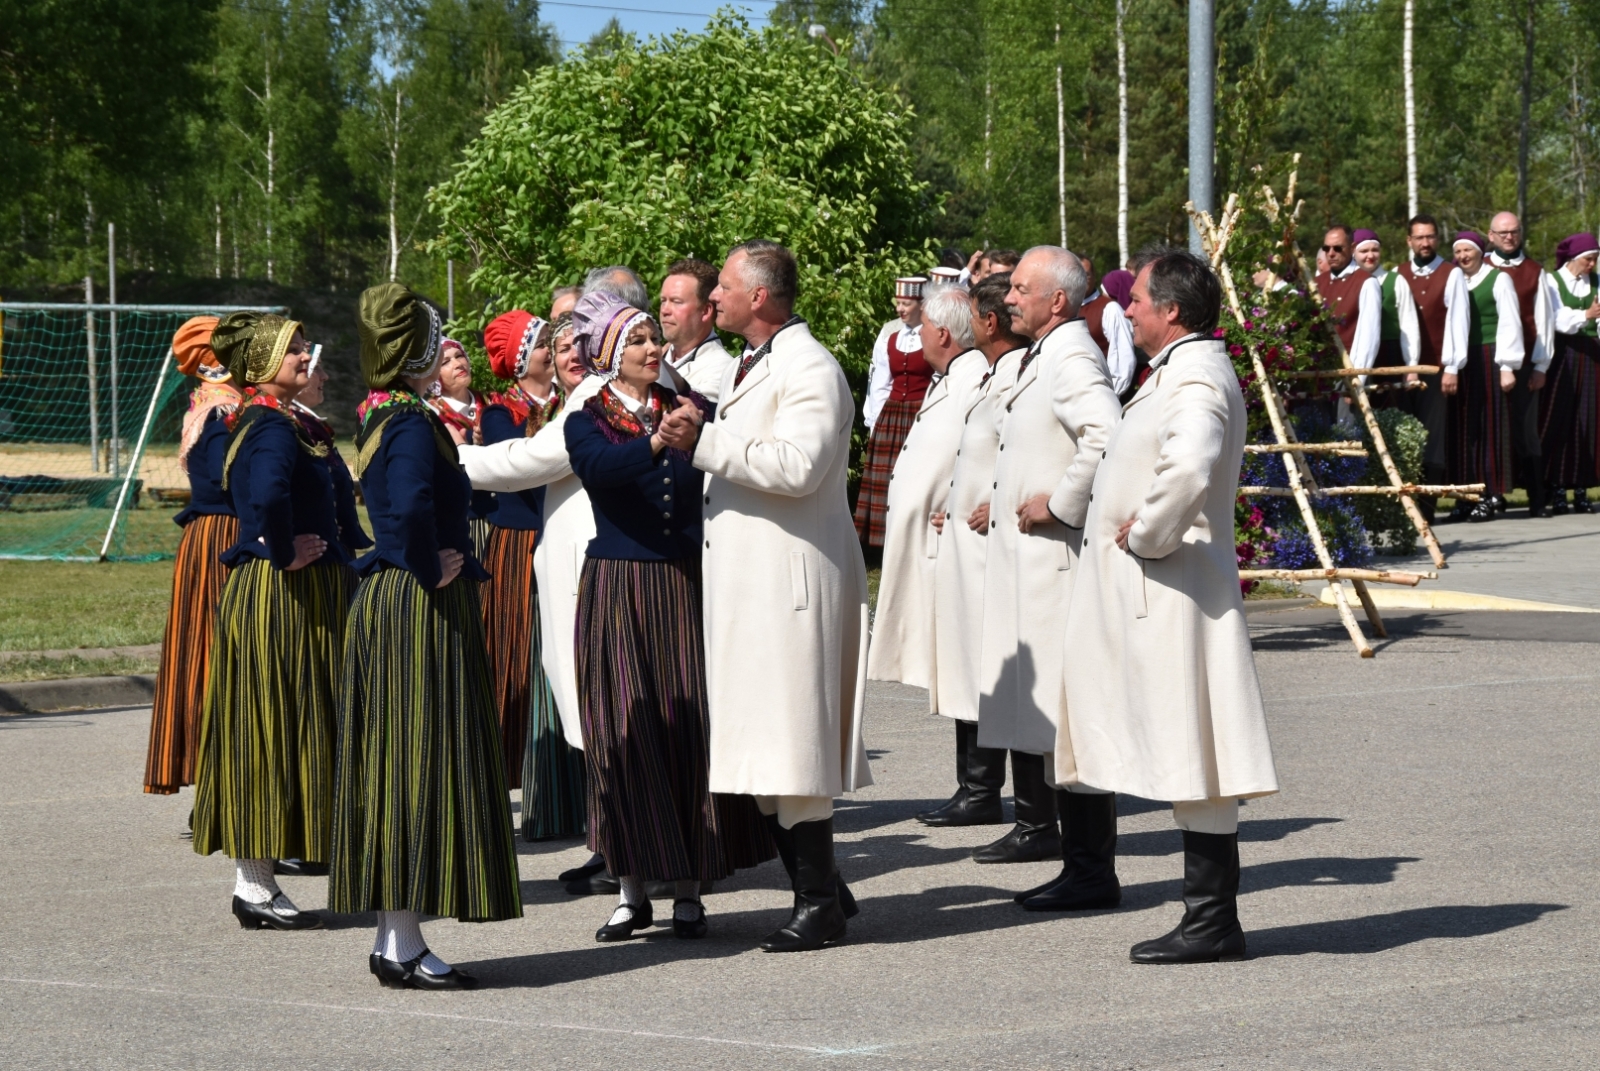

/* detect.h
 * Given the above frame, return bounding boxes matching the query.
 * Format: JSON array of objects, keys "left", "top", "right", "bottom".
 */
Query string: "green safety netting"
[{"left": 0, "top": 306, "right": 274, "bottom": 561}]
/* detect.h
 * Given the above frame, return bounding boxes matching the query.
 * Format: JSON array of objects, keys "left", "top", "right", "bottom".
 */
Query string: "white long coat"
[
  {"left": 977, "top": 320, "right": 1121, "bottom": 755},
  {"left": 1057, "top": 337, "right": 1279, "bottom": 801},
  {"left": 694, "top": 322, "right": 873, "bottom": 797},
  {"left": 867, "top": 350, "right": 987, "bottom": 692},
  {"left": 456, "top": 375, "right": 604, "bottom": 749},
  {"left": 933, "top": 348, "right": 1024, "bottom": 721}
]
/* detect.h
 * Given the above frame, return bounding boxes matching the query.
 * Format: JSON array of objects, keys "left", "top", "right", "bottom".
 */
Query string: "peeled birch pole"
[
  {"left": 1116, "top": 0, "right": 1130, "bottom": 266},
  {"left": 1404, "top": 0, "right": 1419, "bottom": 218},
  {"left": 1239, "top": 567, "right": 1434, "bottom": 587},
  {"left": 1189, "top": 201, "right": 1374, "bottom": 657}
]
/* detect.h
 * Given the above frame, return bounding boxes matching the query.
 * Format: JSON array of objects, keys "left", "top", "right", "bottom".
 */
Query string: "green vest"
[
  {"left": 1380, "top": 270, "right": 1401, "bottom": 341},
  {"left": 1465, "top": 268, "right": 1500, "bottom": 350},
  {"left": 1553, "top": 268, "right": 1599, "bottom": 338}
]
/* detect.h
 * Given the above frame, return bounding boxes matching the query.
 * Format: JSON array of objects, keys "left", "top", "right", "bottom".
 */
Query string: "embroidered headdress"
[
  {"left": 894, "top": 276, "right": 926, "bottom": 300},
  {"left": 572, "top": 292, "right": 650, "bottom": 382},
  {"left": 209, "top": 312, "right": 303, "bottom": 385},
  {"left": 357, "top": 282, "right": 442, "bottom": 389},
  {"left": 484, "top": 310, "right": 549, "bottom": 380}
]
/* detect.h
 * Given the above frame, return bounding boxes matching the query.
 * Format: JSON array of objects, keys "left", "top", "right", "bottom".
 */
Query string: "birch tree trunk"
[
  {"left": 388, "top": 83, "right": 402, "bottom": 282},
  {"left": 1116, "top": 0, "right": 1129, "bottom": 267},
  {"left": 1404, "top": 0, "right": 1418, "bottom": 218},
  {"left": 1517, "top": 0, "right": 1535, "bottom": 220},
  {"left": 1055, "top": 21, "right": 1066, "bottom": 248}
]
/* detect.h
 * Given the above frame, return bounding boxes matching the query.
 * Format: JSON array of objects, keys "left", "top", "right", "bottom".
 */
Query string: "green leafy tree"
[{"left": 428, "top": 13, "right": 937, "bottom": 381}]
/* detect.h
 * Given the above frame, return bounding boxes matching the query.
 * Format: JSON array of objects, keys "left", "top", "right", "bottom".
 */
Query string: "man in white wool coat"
[
  {"left": 974, "top": 246, "right": 1122, "bottom": 876},
  {"left": 866, "top": 287, "right": 987, "bottom": 692},
  {"left": 656, "top": 239, "right": 871, "bottom": 954},
  {"left": 1058, "top": 246, "right": 1279, "bottom": 964}
]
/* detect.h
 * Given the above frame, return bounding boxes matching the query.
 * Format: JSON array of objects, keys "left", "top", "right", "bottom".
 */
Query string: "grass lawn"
[{"left": 0, "top": 560, "right": 174, "bottom": 653}]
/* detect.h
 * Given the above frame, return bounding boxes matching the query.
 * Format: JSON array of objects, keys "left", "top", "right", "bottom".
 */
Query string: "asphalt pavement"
[{"left": 3, "top": 599, "right": 1598, "bottom": 1069}]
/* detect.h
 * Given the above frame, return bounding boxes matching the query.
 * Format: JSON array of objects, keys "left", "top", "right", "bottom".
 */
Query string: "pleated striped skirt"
[
  {"left": 1539, "top": 337, "right": 1600, "bottom": 489},
  {"left": 480, "top": 524, "right": 538, "bottom": 788},
  {"left": 576, "top": 556, "right": 774, "bottom": 881},
  {"left": 329, "top": 567, "right": 522, "bottom": 922},
  {"left": 191, "top": 555, "right": 349, "bottom": 861},
  {"left": 854, "top": 397, "right": 919, "bottom": 548},
  {"left": 520, "top": 592, "right": 585, "bottom": 841},
  {"left": 1447, "top": 343, "right": 1514, "bottom": 495},
  {"left": 144, "top": 512, "right": 237, "bottom": 795}
]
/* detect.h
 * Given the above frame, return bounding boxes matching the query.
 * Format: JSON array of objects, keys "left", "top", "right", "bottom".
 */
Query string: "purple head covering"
[
  {"left": 1099, "top": 269, "right": 1135, "bottom": 310},
  {"left": 1558, "top": 233, "right": 1600, "bottom": 268},
  {"left": 572, "top": 291, "right": 652, "bottom": 381},
  {"left": 1453, "top": 231, "right": 1487, "bottom": 253},
  {"left": 1351, "top": 228, "right": 1381, "bottom": 249}
]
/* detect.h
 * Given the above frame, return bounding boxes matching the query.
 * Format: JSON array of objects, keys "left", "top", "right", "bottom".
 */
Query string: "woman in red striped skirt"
[
  {"left": 854, "top": 276, "right": 931, "bottom": 549},
  {"left": 564, "top": 292, "right": 773, "bottom": 942},
  {"left": 145, "top": 317, "right": 240, "bottom": 797},
  {"left": 478, "top": 310, "right": 557, "bottom": 788}
]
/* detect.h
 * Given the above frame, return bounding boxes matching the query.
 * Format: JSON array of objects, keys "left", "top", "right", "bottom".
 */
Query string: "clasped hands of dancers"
[{"left": 153, "top": 236, "right": 1274, "bottom": 992}]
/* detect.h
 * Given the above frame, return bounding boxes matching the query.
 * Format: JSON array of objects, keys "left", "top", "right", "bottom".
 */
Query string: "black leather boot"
[
  {"left": 1552, "top": 486, "right": 1570, "bottom": 514},
  {"left": 973, "top": 752, "right": 1060, "bottom": 863},
  {"left": 918, "top": 721, "right": 1006, "bottom": 826},
  {"left": 765, "top": 813, "right": 856, "bottom": 918},
  {"left": 1129, "top": 829, "right": 1246, "bottom": 963},
  {"left": 1021, "top": 790, "right": 1121, "bottom": 910},
  {"left": 1525, "top": 460, "right": 1549, "bottom": 517},
  {"left": 760, "top": 818, "right": 848, "bottom": 952},
  {"left": 1576, "top": 487, "right": 1594, "bottom": 513}
]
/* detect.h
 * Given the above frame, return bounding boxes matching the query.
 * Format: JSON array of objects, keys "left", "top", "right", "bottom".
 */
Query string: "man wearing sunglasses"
[{"left": 1314, "top": 225, "right": 1383, "bottom": 372}]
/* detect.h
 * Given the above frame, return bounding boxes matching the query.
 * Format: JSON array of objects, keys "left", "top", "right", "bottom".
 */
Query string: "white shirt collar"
[
  {"left": 606, "top": 383, "right": 653, "bottom": 421},
  {"left": 666, "top": 333, "right": 717, "bottom": 367},
  {"left": 1333, "top": 260, "right": 1363, "bottom": 280},
  {"left": 439, "top": 393, "right": 475, "bottom": 417},
  {"left": 1409, "top": 254, "right": 1447, "bottom": 276},
  {"left": 1489, "top": 250, "right": 1526, "bottom": 267}
]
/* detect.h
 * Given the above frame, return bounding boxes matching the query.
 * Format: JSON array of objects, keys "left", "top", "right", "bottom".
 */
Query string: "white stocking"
[
  {"left": 233, "top": 859, "right": 276, "bottom": 905},
  {"left": 381, "top": 910, "right": 452, "bottom": 976}
]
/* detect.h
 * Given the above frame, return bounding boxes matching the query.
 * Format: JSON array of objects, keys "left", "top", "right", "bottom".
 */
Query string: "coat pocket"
[
  {"left": 924, "top": 519, "right": 941, "bottom": 559},
  {"left": 790, "top": 551, "right": 809, "bottom": 610}
]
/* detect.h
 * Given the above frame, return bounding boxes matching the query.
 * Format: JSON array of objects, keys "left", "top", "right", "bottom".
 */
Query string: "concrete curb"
[
  {"left": 1315, "top": 585, "right": 1599, "bottom": 613},
  {"left": 0, "top": 674, "right": 156, "bottom": 715}
]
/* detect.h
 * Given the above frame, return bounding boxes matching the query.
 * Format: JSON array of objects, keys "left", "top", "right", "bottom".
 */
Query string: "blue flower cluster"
[{"left": 1240, "top": 410, "right": 1374, "bottom": 569}]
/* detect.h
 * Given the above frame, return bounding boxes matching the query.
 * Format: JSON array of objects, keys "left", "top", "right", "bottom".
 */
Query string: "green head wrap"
[
  {"left": 358, "top": 283, "right": 443, "bottom": 389},
  {"left": 209, "top": 312, "right": 302, "bottom": 386}
]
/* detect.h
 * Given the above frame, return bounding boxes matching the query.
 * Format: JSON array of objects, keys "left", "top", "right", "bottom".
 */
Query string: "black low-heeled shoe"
[
  {"left": 231, "top": 894, "right": 323, "bottom": 931},
  {"left": 375, "top": 952, "right": 479, "bottom": 990},
  {"left": 671, "top": 899, "right": 708, "bottom": 939},
  {"left": 274, "top": 859, "right": 329, "bottom": 877},
  {"left": 595, "top": 899, "right": 653, "bottom": 942},
  {"left": 557, "top": 855, "right": 607, "bottom": 884},
  {"left": 370, "top": 953, "right": 381, "bottom": 977}
]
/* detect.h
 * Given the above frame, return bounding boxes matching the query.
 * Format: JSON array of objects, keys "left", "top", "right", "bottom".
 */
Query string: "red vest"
[
  {"left": 1314, "top": 268, "right": 1367, "bottom": 352},
  {"left": 1398, "top": 260, "right": 1458, "bottom": 364},
  {"left": 1082, "top": 293, "right": 1113, "bottom": 356},
  {"left": 887, "top": 332, "right": 934, "bottom": 401},
  {"left": 1497, "top": 257, "right": 1543, "bottom": 365}
]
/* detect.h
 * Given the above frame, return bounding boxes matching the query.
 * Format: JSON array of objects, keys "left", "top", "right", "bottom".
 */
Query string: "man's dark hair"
[
  {"left": 985, "top": 249, "right": 1022, "bottom": 270},
  {"left": 939, "top": 246, "right": 967, "bottom": 270},
  {"left": 970, "top": 272, "right": 1013, "bottom": 325},
  {"left": 727, "top": 239, "right": 798, "bottom": 308},
  {"left": 1136, "top": 245, "right": 1222, "bottom": 335},
  {"left": 1407, "top": 213, "right": 1440, "bottom": 236},
  {"left": 1324, "top": 223, "right": 1354, "bottom": 246},
  {"left": 664, "top": 257, "right": 720, "bottom": 304}
]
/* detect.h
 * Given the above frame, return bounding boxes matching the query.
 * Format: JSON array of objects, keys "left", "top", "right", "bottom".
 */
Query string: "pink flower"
[
  {"left": 1229, "top": 344, "right": 1244, "bottom": 357},
  {"left": 1242, "top": 320, "right": 1255, "bottom": 330}
]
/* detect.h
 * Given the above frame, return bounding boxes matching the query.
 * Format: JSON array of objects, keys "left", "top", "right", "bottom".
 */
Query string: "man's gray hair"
[
  {"left": 727, "top": 239, "right": 798, "bottom": 308},
  {"left": 1022, "top": 245, "right": 1088, "bottom": 313},
  {"left": 923, "top": 287, "right": 976, "bottom": 351},
  {"left": 582, "top": 265, "right": 649, "bottom": 310}
]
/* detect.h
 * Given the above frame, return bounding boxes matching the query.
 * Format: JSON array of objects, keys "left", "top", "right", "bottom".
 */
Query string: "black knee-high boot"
[
  {"left": 917, "top": 720, "right": 1005, "bottom": 826},
  {"left": 764, "top": 813, "right": 856, "bottom": 919},
  {"left": 1129, "top": 830, "right": 1246, "bottom": 963},
  {"left": 1019, "top": 789, "right": 1121, "bottom": 910},
  {"left": 760, "top": 817, "right": 848, "bottom": 952},
  {"left": 972, "top": 751, "right": 1060, "bottom": 863}
]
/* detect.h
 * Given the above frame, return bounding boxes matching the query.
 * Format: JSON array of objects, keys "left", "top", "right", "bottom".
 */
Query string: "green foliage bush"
[
  {"left": 429, "top": 14, "right": 937, "bottom": 386},
  {"left": 1357, "top": 407, "right": 1427, "bottom": 555}
]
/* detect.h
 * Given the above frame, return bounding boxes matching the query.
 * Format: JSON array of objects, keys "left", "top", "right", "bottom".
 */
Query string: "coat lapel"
[
  {"left": 1003, "top": 354, "right": 1040, "bottom": 410},
  {"left": 716, "top": 351, "right": 772, "bottom": 416}
]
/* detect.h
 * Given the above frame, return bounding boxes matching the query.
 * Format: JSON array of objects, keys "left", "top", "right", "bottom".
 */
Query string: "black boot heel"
[{"left": 231, "top": 894, "right": 323, "bottom": 931}]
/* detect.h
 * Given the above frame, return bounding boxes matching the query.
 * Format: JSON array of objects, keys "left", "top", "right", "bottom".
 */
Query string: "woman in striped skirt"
[
  {"left": 330, "top": 283, "right": 521, "bottom": 991},
  {"left": 564, "top": 292, "right": 774, "bottom": 942},
  {"left": 191, "top": 312, "right": 350, "bottom": 932},
  {"left": 854, "top": 277, "right": 930, "bottom": 551},
  {"left": 428, "top": 339, "right": 496, "bottom": 557},
  {"left": 145, "top": 317, "right": 240, "bottom": 797},
  {"left": 477, "top": 311, "right": 554, "bottom": 791}
]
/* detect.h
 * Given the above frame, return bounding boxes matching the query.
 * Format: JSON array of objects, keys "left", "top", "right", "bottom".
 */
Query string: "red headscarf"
[{"left": 483, "top": 310, "right": 547, "bottom": 381}]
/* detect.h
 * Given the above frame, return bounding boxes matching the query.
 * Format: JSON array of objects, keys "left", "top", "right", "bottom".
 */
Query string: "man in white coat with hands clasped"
[
  {"left": 975, "top": 246, "right": 1121, "bottom": 873},
  {"left": 1058, "top": 246, "right": 1279, "bottom": 963},
  {"left": 656, "top": 239, "right": 871, "bottom": 953}
]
